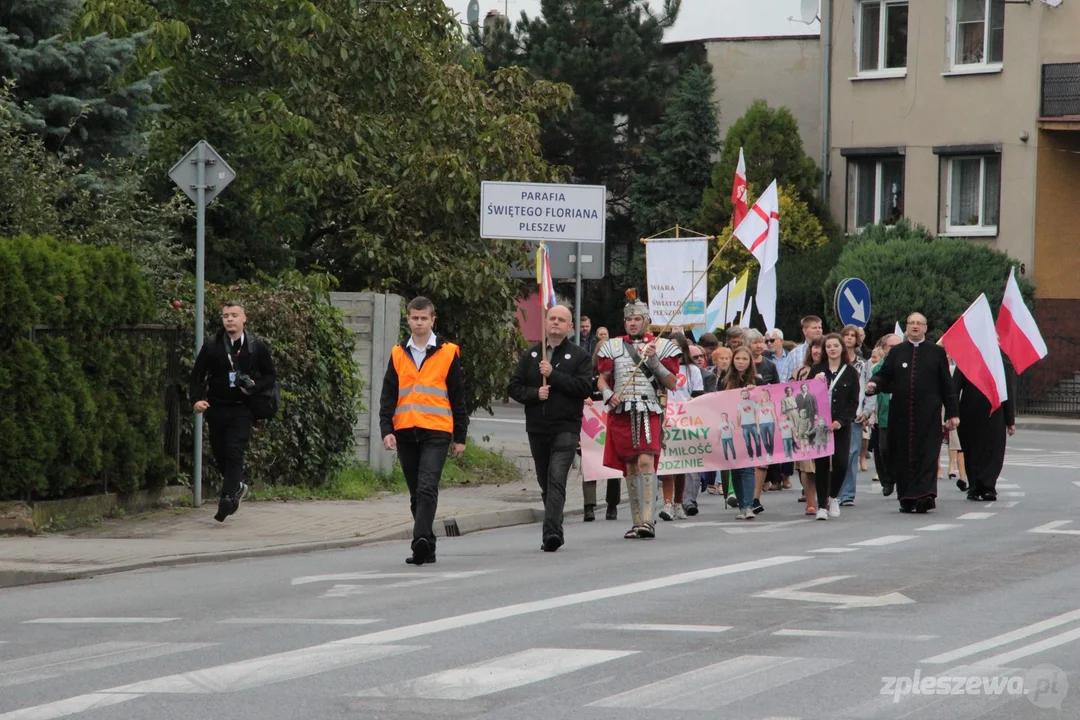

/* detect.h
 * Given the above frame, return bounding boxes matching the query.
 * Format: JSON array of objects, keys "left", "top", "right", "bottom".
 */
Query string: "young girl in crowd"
[
  {"left": 724, "top": 346, "right": 763, "bottom": 520},
  {"left": 810, "top": 334, "right": 861, "bottom": 521},
  {"left": 792, "top": 337, "right": 824, "bottom": 514}
]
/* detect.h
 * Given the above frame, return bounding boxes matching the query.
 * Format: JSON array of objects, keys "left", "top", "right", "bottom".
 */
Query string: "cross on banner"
[{"left": 683, "top": 260, "right": 708, "bottom": 292}]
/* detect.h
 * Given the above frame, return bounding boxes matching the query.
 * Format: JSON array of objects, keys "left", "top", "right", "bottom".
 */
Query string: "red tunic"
[{"left": 596, "top": 334, "right": 682, "bottom": 473}]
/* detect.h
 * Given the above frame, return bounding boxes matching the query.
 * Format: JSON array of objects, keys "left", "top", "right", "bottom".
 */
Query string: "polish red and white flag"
[
  {"left": 996, "top": 266, "right": 1047, "bottom": 374},
  {"left": 732, "top": 147, "right": 748, "bottom": 230},
  {"left": 941, "top": 294, "right": 1009, "bottom": 413}
]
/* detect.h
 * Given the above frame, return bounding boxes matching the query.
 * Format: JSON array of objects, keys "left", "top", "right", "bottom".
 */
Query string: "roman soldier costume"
[{"left": 596, "top": 290, "right": 681, "bottom": 538}]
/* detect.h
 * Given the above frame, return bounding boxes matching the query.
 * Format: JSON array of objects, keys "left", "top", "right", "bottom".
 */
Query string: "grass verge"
[{"left": 249, "top": 436, "right": 520, "bottom": 501}]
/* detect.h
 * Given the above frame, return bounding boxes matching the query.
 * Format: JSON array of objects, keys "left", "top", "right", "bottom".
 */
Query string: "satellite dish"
[
  {"left": 799, "top": 0, "right": 820, "bottom": 24},
  {"left": 467, "top": 0, "right": 480, "bottom": 26}
]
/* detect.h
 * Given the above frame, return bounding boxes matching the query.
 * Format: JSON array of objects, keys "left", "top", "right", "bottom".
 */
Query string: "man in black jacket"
[
  {"left": 379, "top": 297, "right": 469, "bottom": 566},
  {"left": 509, "top": 305, "right": 593, "bottom": 552},
  {"left": 191, "top": 301, "right": 277, "bottom": 522}
]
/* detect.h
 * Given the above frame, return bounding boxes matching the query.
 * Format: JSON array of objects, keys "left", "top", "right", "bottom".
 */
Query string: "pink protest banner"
[{"left": 580, "top": 380, "right": 835, "bottom": 481}]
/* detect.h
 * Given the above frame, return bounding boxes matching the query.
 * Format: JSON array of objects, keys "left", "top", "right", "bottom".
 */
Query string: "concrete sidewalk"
[{"left": 0, "top": 442, "right": 623, "bottom": 589}]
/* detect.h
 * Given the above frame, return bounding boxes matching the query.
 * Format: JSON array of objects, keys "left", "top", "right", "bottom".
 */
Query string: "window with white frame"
[
  {"left": 946, "top": 155, "right": 1001, "bottom": 233},
  {"left": 853, "top": 157, "right": 905, "bottom": 228},
  {"left": 858, "top": 1, "right": 908, "bottom": 74},
  {"left": 953, "top": 0, "right": 1005, "bottom": 68}
]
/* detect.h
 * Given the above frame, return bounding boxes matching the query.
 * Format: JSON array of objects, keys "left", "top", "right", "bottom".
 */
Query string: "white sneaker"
[
  {"left": 736, "top": 508, "right": 747, "bottom": 519},
  {"left": 659, "top": 503, "right": 675, "bottom": 521},
  {"left": 674, "top": 504, "right": 687, "bottom": 520},
  {"left": 816, "top": 508, "right": 829, "bottom": 520},
  {"left": 828, "top": 498, "right": 841, "bottom": 518}
]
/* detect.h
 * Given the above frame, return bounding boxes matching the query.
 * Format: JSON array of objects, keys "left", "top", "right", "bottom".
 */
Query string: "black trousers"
[
  {"left": 814, "top": 424, "right": 852, "bottom": 509},
  {"left": 397, "top": 431, "right": 450, "bottom": 549},
  {"left": 528, "top": 431, "right": 578, "bottom": 541},
  {"left": 873, "top": 425, "right": 892, "bottom": 485},
  {"left": 206, "top": 403, "right": 253, "bottom": 498},
  {"left": 583, "top": 478, "right": 622, "bottom": 508}
]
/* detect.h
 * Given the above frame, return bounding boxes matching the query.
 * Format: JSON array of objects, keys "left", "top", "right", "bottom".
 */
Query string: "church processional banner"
[{"left": 580, "top": 380, "right": 836, "bottom": 481}]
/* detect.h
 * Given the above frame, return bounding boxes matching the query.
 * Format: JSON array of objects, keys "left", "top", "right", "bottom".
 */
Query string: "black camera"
[{"left": 235, "top": 373, "right": 256, "bottom": 391}]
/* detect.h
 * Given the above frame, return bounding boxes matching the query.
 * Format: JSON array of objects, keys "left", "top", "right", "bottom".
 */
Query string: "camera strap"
[{"left": 223, "top": 333, "right": 245, "bottom": 372}]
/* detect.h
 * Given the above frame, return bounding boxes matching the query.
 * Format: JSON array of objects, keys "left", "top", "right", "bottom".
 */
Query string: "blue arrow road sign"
[{"left": 836, "top": 278, "right": 871, "bottom": 328}]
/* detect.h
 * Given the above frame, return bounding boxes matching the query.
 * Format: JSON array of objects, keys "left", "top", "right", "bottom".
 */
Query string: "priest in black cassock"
[
  {"left": 955, "top": 354, "right": 1016, "bottom": 502},
  {"left": 866, "top": 313, "right": 959, "bottom": 513}
]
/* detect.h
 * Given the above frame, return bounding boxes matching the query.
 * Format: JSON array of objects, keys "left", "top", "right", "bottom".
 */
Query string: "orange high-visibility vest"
[{"left": 391, "top": 342, "right": 459, "bottom": 433}]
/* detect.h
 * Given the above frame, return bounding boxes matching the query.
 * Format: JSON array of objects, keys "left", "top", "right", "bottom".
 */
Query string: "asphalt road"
[{"left": 2, "top": 428, "right": 1080, "bottom": 720}]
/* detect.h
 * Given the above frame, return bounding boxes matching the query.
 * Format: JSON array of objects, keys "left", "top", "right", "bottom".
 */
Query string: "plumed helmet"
[{"left": 623, "top": 288, "right": 649, "bottom": 321}]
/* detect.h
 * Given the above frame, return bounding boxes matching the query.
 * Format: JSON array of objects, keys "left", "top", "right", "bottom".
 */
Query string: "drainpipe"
[{"left": 821, "top": 0, "right": 834, "bottom": 208}]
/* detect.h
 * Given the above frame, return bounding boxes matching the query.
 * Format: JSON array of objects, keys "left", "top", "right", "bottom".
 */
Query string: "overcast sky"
[{"left": 444, "top": 0, "right": 820, "bottom": 43}]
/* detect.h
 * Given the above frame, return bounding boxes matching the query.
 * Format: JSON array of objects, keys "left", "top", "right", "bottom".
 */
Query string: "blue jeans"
[
  {"left": 722, "top": 437, "right": 736, "bottom": 460},
  {"left": 731, "top": 467, "right": 756, "bottom": 509},
  {"left": 783, "top": 437, "right": 796, "bottom": 459},
  {"left": 841, "top": 422, "right": 862, "bottom": 501},
  {"left": 701, "top": 470, "right": 716, "bottom": 491},
  {"left": 742, "top": 425, "right": 761, "bottom": 458},
  {"left": 760, "top": 423, "right": 775, "bottom": 456}
]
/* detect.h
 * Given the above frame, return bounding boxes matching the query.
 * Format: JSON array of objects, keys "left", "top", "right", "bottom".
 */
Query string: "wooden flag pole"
[{"left": 539, "top": 241, "right": 548, "bottom": 388}]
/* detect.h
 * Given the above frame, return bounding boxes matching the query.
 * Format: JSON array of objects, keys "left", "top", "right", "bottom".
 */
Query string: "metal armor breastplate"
[{"left": 607, "top": 338, "right": 663, "bottom": 415}]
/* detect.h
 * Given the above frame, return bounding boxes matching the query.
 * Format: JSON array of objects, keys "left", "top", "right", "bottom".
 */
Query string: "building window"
[
  {"left": 854, "top": 157, "right": 905, "bottom": 228},
  {"left": 858, "top": 1, "right": 908, "bottom": 74},
  {"left": 953, "top": 0, "right": 1005, "bottom": 68},
  {"left": 946, "top": 155, "right": 1001, "bottom": 232}
]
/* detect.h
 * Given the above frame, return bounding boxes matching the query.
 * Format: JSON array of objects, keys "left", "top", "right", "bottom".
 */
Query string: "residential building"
[{"left": 824, "top": 0, "right": 1080, "bottom": 398}]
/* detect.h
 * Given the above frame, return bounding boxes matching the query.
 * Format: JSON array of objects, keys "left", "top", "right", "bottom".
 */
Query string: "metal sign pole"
[
  {"left": 574, "top": 242, "right": 583, "bottom": 344},
  {"left": 192, "top": 142, "right": 207, "bottom": 508}
]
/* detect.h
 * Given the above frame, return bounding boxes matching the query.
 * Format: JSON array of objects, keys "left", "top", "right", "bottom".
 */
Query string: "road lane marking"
[
  {"left": 956, "top": 512, "right": 995, "bottom": 520},
  {"left": 22, "top": 618, "right": 178, "bottom": 625},
  {"left": 1, "top": 555, "right": 807, "bottom": 719},
  {"left": 755, "top": 576, "right": 914, "bottom": 609},
  {"left": 291, "top": 571, "right": 493, "bottom": 585},
  {"left": 590, "top": 655, "right": 847, "bottom": 710},
  {"left": 1029, "top": 521, "right": 1080, "bottom": 536},
  {"left": 997, "top": 484, "right": 1021, "bottom": 489},
  {"left": 217, "top": 619, "right": 381, "bottom": 626},
  {"left": 809, "top": 548, "right": 858, "bottom": 554},
  {"left": 1001, "top": 491, "right": 1026, "bottom": 497},
  {"left": 921, "top": 607, "right": 1080, "bottom": 664},
  {"left": 773, "top": 629, "right": 935, "bottom": 641},
  {"left": 580, "top": 623, "right": 731, "bottom": 634},
  {"left": 352, "top": 648, "right": 635, "bottom": 700},
  {"left": 849, "top": 535, "right": 917, "bottom": 547},
  {"left": 979, "top": 626, "right": 1080, "bottom": 667},
  {"left": 915, "top": 524, "right": 961, "bottom": 532},
  {"left": 0, "top": 643, "right": 210, "bottom": 688}
]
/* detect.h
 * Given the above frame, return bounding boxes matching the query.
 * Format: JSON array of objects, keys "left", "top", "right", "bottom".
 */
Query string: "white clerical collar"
[
  {"left": 910, "top": 339, "right": 924, "bottom": 347},
  {"left": 408, "top": 333, "right": 436, "bottom": 351}
]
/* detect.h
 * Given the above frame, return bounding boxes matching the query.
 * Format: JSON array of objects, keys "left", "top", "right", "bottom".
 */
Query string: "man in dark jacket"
[
  {"left": 509, "top": 305, "right": 593, "bottom": 552},
  {"left": 379, "top": 297, "right": 468, "bottom": 566},
  {"left": 191, "top": 301, "right": 277, "bottom": 522}
]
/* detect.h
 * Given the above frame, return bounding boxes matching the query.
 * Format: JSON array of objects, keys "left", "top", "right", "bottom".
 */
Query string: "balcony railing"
[{"left": 1041, "top": 62, "right": 1080, "bottom": 118}]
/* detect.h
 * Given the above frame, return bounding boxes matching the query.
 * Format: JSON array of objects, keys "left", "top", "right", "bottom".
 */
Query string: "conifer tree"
[{"left": 0, "top": 0, "right": 163, "bottom": 166}]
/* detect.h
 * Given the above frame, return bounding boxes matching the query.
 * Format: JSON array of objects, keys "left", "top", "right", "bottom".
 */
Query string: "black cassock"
[
  {"left": 870, "top": 341, "right": 959, "bottom": 501},
  {"left": 955, "top": 356, "right": 1016, "bottom": 495}
]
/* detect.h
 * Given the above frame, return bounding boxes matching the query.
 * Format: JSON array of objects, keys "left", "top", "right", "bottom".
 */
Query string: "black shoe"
[
  {"left": 583, "top": 505, "right": 595, "bottom": 522},
  {"left": 967, "top": 490, "right": 981, "bottom": 501},
  {"left": 752, "top": 499, "right": 764, "bottom": 515},
  {"left": 684, "top": 502, "right": 699, "bottom": 517},
  {"left": 982, "top": 490, "right": 997, "bottom": 502},
  {"left": 899, "top": 499, "right": 915, "bottom": 513},
  {"left": 409, "top": 537, "right": 432, "bottom": 565},
  {"left": 542, "top": 535, "right": 563, "bottom": 552},
  {"left": 840, "top": 499, "right": 854, "bottom": 507},
  {"left": 406, "top": 554, "right": 436, "bottom": 565},
  {"left": 605, "top": 506, "right": 618, "bottom": 520},
  {"left": 956, "top": 477, "right": 968, "bottom": 492},
  {"left": 882, "top": 481, "right": 895, "bottom": 498},
  {"left": 915, "top": 497, "right": 935, "bottom": 514},
  {"left": 636, "top": 523, "right": 655, "bottom": 539},
  {"left": 214, "top": 496, "right": 232, "bottom": 522}
]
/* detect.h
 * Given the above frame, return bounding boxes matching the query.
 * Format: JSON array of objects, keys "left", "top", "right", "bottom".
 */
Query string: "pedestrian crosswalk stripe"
[
  {"left": 773, "top": 629, "right": 936, "bottom": 641},
  {"left": 997, "top": 483, "right": 1021, "bottom": 489},
  {"left": 957, "top": 512, "right": 996, "bottom": 520},
  {"left": 0, "top": 691, "right": 142, "bottom": 720},
  {"left": 22, "top": 618, "right": 179, "bottom": 625},
  {"left": 217, "top": 618, "right": 381, "bottom": 626},
  {"left": 580, "top": 623, "right": 732, "bottom": 634},
  {"left": 849, "top": 535, "right": 917, "bottom": 547},
  {"left": 809, "top": 548, "right": 858, "bottom": 554},
  {"left": 352, "top": 648, "right": 635, "bottom": 700},
  {"left": 0, "top": 642, "right": 211, "bottom": 689},
  {"left": 915, "top": 524, "right": 961, "bottom": 531},
  {"left": 590, "top": 655, "right": 848, "bottom": 710}
]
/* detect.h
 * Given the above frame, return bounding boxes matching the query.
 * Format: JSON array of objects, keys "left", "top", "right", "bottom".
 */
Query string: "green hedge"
[
  {"left": 0, "top": 235, "right": 173, "bottom": 501},
  {"left": 164, "top": 276, "right": 363, "bottom": 489}
]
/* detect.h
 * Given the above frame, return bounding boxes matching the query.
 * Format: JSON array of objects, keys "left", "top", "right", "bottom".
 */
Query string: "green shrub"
[
  {"left": 163, "top": 276, "right": 363, "bottom": 489},
  {"left": 825, "top": 222, "right": 1036, "bottom": 341},
  {"left": 0, "top": 235, "right": 172, "bottom": 501}
]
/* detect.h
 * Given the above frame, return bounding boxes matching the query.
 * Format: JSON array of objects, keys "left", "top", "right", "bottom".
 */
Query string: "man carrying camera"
[{"left": 191, "top": 300, "right": 277, "bottom": 522}]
